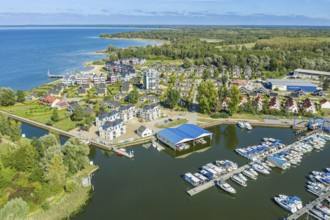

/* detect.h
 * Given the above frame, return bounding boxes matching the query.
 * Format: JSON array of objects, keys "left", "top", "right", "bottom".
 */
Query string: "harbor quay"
[{"left": 186, "top": 132, "right": 326, "bottom": 196}]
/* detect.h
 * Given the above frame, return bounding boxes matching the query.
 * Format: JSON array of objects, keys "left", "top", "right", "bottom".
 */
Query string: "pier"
[
  {"left": 286, "top": 189, "right": 330, "bottom": 220},
  {"left": 187, "top": 135, "right": 320, "bottom": 196}
]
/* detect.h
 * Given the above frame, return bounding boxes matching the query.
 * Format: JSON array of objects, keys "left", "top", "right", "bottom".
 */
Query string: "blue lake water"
[{"left": 0, "top": 27, "right": 161, "bottom": 91}]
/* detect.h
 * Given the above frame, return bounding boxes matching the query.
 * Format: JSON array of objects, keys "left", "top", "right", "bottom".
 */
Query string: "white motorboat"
[
  {"left": 216, "top": 181, "right": 236, "bottom": 194},
  {"left": 278, "top": 194, "right": 303, "bottom": 210},
  {"left": 243, "top": 121, "right": 252, "bottom": 130},
  {"left": 237, "top": 122, "right": 245, "bottom": 129},
  {"left": 231, "top": 174, "right": 247, "bottom": 187},
  {"left": 316, "top": 204, "right": 330, "bottom": 216},
  {"left": 310, "top": 208, "right": 330, "bottom": 220},
  {"left": 274, "top": 195, "right": 298, "bottom": 213},
  {"left": 238, "top": 173, "right": 248, "bottom": 182},
  {"left": 252, "top": 163, "right": 270, "bottom": 175},
  {"left": 242, "top": 169, "right": 257, "bottom": 180},
  {"left": 248, "top": 167, "right": 259, "bottom": 176}
]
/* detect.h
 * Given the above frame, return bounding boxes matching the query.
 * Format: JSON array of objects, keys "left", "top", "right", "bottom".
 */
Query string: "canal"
[{"left": 22, "top": 123, "right": 330, "bottom": 220}]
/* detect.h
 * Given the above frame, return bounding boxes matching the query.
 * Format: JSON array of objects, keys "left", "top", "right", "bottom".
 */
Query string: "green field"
[{"left": 0, "top": 103, "right": 79, "bottom": 131}]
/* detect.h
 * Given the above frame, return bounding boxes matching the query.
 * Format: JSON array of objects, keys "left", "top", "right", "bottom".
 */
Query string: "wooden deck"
[
  {"left": 286, "top": 190, "right": 330, "bottom": 220},
  {"left": 187, "top": 135, "right": 318, "bottom": 196}
]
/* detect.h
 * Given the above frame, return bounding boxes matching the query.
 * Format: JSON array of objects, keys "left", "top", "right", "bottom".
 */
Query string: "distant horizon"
[{"left": 1, "top": 24, "right": 330, "bottom": 28}]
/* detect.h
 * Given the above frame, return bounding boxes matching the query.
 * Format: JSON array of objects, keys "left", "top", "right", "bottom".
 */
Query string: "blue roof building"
[{"left": 156, "top": 124, "right": 212, "bottom": 150}]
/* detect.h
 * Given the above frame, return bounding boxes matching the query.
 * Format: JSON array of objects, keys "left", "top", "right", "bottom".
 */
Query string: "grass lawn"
[
  {"left": 155, "top": 119, "right": 188, "bottom": 128},
  {"left": 0, "top": 141, "right": 12, "bottom": 156},
  {"left": 145, "top": 59, "right": 183, "bottom": 66},
  {"left": 231, "top": 113, "right": 264, "bottom": 121},
  {"left": 0, "top": 103, "right": 79, "bottom": 131}
]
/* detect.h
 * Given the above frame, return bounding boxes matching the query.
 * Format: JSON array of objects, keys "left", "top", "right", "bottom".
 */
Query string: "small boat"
[
  {"left": 231, "top": 174, "right": 247, "bottom": 187},
  {"left": 310, "top": 208, "right": 330, "bottom": 220},
  {"left": 264, "top": 160, "right": 275, "bottom": 168},
  {"left": 326, "top": 168, "right": 330, "bottom": 172},
  {"left": 237, "top": 122, "right": 245, "bottom": 129},
  {"left": 274, "top": 195, "right": 298, "bottom": 213},
  {"left": 252, "top": 162, "right": 270, "bottom": 175},
  {"left": 242, "top": 169, "right": 257, "bottom": 180},
  {"left": 307, "top": 185, "right": 323, "bottom": 196},
  {"left": 316, "top": 204, "right": 330, "bottom": 216},
  {"left": 216, "top": 181, "right": 236, "bottom": 194},
  {"left": 243, "top": 121, "right": 252, "bottom": 130},
  {"left": 183, "top": 173, "right": 201, "bottom": 187}
]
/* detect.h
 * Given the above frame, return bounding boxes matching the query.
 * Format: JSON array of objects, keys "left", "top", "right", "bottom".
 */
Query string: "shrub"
[{"left": 211, "top": 112, "right": 229, "bottom": 118}]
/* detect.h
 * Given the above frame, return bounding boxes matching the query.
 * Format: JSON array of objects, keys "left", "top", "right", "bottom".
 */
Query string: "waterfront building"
[
  {"left": 98, "top": 119, "right": 126, "bottom": 140},
  {"left": 157, "top": 124, "right": 212, "bottom": 150},
  {"left": 118, "top": 104, "right": 136, "bottom": 121},
  {"left": 319, "top": 99, "right": 330, "bottom": 109},
  {"left": 268, "top": 97, "right": 281, "bottom": 111},
  {"left": 95, "top": 111, "right": 120, "bottom": 126},
  {"left": 313, "top": 89, "right": 327, "bottom": 97},
  {"left": 26, "top": 92, "right": 39, "bottom": 101},
  {"left": 253, "top": 95, "right": 263, "bottom": 111},
  {"left": 93, "top": 73, "right": 107, "bottom": 85},
  {"left": 284, "top": 98, "right": 298, "bottom": 113},
  {"left": 42, "top": 95, "right": 68, "bottom": 109},
  {"left": 137, "top": 125, "right": 153, "bottom": 137},
  {"left": 107, "top": 72, "right": 121, "bottom": 84},
  {"left": 138, "top": 103, "right": 161, "bottom": 121},
  {"left": 102, "top": 100, "right": 121, "bottom": 110},
  {"left": 301, "top": 98, "right": 316, "bottom": 113},
  {"left": 143, "top": 69, "right": 159, "bottom": 90}
]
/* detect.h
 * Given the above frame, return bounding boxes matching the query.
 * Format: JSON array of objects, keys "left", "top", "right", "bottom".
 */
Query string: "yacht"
[
  {"left": 194, "top": 173, "right": 208, "bottom": 183},
  {"left": 248, "top": 167, "right": 259, "bottom": 176},
  {"left": 316, "top": 204, "right": 330, "bottom": 216},
  {"left": 183, "top": 173, "right": 201, "bottom": 187},
  {"left": 231, "top": 174, "right": 247, "bottom": 187},
  {"left": 216, "top": 181, "right": 236, "bottom": 194},
  {"left": 278, "top": 195, "right": 303, "bottom": 210},
  {"left": 307, "top": 185, "right": 323, "bottom": 196},
  {"left": 242, "top": 169, "right": 257, "bottom": 180},
  {"left": 274, "top": 195, "right": 298, "bottom": 213},
  {"left": 252, "top": 162, "right": 270, "bottom": 175},
  {"left": 238, "top": 173, "right": 248, "bottom": 182},
  {"left": 310, "top": 208, "right": 330, "bottom": 220}
]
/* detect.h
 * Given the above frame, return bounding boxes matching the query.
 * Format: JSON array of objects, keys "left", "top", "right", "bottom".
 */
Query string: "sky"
[{"left": 1, "top": 0, "right": 330, "bottom": 26}]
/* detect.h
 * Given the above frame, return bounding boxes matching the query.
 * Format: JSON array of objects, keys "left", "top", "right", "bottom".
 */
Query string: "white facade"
[
  {"left": 99, "top": 120, "right": 126, "bottom": 140},
  {"left": 138, "top": 104, "right": 161, "bottom": 121},
  {"left": 95, "top": 111, "right": 120, "bottom": 126},
  {"left": 143, "top": 69, "right": 159, "bottom": 90},
  {"left": 320, "top": 100, "right": 330, "bottom": 109},
  {"left": 137, "top": 126, "right": 153, "bottom": 137}
]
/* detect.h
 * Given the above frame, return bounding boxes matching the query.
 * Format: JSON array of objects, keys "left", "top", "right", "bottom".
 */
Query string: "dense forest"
[{"left": 101, "top": 27, "right": 330, "bottom": 74}]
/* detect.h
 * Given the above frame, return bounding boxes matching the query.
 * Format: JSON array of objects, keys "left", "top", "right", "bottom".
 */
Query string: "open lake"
[
  {"left": 0, "top": 26, "right": 161, "bottom": 91},
  {"left": 21, "top": 124, "right": 330, "bottom": 220}
]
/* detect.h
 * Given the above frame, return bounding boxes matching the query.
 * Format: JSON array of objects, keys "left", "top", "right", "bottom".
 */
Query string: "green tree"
[
  {"left": 50, "top": 108, "right": 60, "bottom": 122},
  {"left": 44, "top": 154, "right": 67, "bottom": 186},
  {"left": 0, "top": 198, "right": 29, "bottom": 220},
  {"left": 0, "top": 88, "right": 16, "bottom": 106},
  {"left": 70, "top": 107, "right": 84, "bottom": 121},
  {"left": 63, "top": 137, "right": 90, "bottom": 175},
  {"left": 183, "top": 58, "right": 192, "bottom": 68},
  {"left": 228, "top": 85, "right": 241, "bottom": 114},
  {"left": 166, "top": 90, "right": 180, "bottom": 109},
  {"left": 16, "top": 90, "right": 25, "bottom": 103},
  {"left": 9, "top": 120, "right": 21, "bottom": 141},
  {"left": 127, "top": 89, "right": 139, "bottom": 104},
  {"left": 197, "top": 81, "right": 218, "bottom": 114}
]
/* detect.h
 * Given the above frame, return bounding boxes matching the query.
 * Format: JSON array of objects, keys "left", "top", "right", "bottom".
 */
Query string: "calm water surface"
[
  {"left": 59, "top": 125, "right": 329, "bottom": 220},
  {"left": 0, "top": 27, "right": 161, "bottom": 90}
]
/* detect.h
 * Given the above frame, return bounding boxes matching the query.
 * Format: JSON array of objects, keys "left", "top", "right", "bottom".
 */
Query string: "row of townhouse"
[
  {"left": 77, "top": 83, "right": 107, "bottom": 96},
  {"left": 107, "top": 58, "right": 146, "bottom": 66},
  {"left": 62, "top": 72, "right": 107, "bottom": 86},
  {"left": 96, "top": 104, "right": 161, "bottom": 140}
]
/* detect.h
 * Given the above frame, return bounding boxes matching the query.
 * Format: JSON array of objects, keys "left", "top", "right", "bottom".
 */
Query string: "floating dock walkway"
[
  {"left": 187, "top": 135, "right": 319, "bottom": 196},
  {"left": 286, "top": 189, "right": 330, "bottom": 220}
]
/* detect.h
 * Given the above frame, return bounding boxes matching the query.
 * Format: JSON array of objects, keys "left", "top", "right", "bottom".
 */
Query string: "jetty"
[
  {"left": 187, "top": 135, "right": 320, "bottom": 196},
  {"left": 47, "top": 70, "right": 64, "bottom": 78},
  {"left": 286, "top": 189, "right": 330, "bottom": 220}
]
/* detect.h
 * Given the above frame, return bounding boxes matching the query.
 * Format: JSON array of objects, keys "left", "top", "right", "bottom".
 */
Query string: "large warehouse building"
[
  {"left": 268, "top": 79, "right": 318, "bottom": 92},
  {"left": 293, "top": 69, "right": 330, "bottom": 78},
  {"left": 157, "top": 124, "right": 212, "bottom": 151}
]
